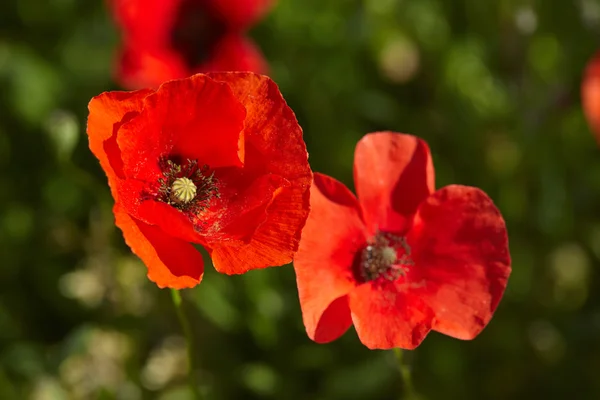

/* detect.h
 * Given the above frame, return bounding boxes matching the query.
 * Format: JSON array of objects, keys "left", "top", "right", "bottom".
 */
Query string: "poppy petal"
[
  {"left": 114, "top": 204, "right": 204, "bottom": 289},
  {"left": 348, "top": 282, "right": 434, "bottom": 350},
  {"left": 293, "top": 173, "right": 364, "bottom": 343},
  {"left": 582, "top": 51, "right": 600, "bottom": 143},
  {"left": 201, "top": 173, "right": 288, "bottom": 243},
  {"left": 407, "top": 185, "right": 511, "bottom": 340},
  {"left": 110, "top": 178, "right": 196, "bottom": 243},
  {"left": 117, "top": 74, "right": 246, "bottom": 182},
  {"left": 87, "top": 89, "right": 153, "bottom": 193},
  {"left": 116, "top": 45, "right": 188, "bottom": 90},
  {"left": 209, "top": 0, "right": 274, "bottom": 30},
  {"left": 208, "top": 178, "right": 303, "bottom": 274},
  {"left": 207, "top": 72, "right": 312, "bottom": 274},
  {"left": 196, "top": 34, "right": 268, "bottom": 75},
  {"left": 354, "top": 132, "right": 434, "bottom": 237},
  {"left": 116, "top": 36, "right": 267, "bottom": 90},
  {"left": 110, "top": 0, "right": 177, "bottom": 46},
  {"left": 137, "top": 200, "right": 205, "bottom": 243}
]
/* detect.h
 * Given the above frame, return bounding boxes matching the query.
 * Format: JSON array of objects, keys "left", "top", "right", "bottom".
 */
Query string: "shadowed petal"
[
  {"left": 209, "top": 0, "right": 274, "bottom": 29},
  {"left": 114, "top": 204, "right": 204, "bottom": 289},
  {"left": 87, "top": 89, "right": 153, "bottom": 194},
  {"left": 354, "top": 132, "right": 434, "bottom": 236},
  {"left": 407, "top": 185, "right": 511, "bottom": 340},
  {"left": 293, "top": 173, "right": 364, "bottom": 343}
]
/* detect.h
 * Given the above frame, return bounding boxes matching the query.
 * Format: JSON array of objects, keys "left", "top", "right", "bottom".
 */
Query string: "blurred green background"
[{"left": 2, "top": 0, "right": 600, "bottom": 399}]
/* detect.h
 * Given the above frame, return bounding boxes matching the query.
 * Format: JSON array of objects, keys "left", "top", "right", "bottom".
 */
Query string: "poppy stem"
[
  {"left": 393, "top": 348, "right": 417, "bottom": 399},
  {"left": 171, "top": 289, "right": 203, "bottom": 399}
]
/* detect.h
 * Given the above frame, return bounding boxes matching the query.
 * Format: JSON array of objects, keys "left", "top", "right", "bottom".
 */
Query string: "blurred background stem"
[
  {"left": 171, "top": 289, "right": 203, "bottom": 399},
  {"left": 394, "top": 348, "right": 416, "bottom": 400}
]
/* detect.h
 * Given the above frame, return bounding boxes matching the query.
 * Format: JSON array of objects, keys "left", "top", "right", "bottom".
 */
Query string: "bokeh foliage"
[{"left": 2, "top": 0, "right": 600, "bottom": 399}]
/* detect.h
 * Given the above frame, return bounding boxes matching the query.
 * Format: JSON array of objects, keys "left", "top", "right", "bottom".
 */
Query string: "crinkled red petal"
[
  {"left": 407, "top": 185, "right": 511, "bottom": 340},
  {"left": 354, "top": 132, "right": 434, "bottom": 237},
  {"left": 293, "top": 173, "right": 364, "bottom": 343},
  {"left": 206, "top": 72, "right": 312, "bottom": 274},
  {"left": 199, "top": 172, "right": 288, "bottom": 242}
]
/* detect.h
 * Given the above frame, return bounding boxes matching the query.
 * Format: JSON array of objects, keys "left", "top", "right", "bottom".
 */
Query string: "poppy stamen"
[
  {"left": 156, "top": 157, "right": 219, "bottom": 213},
  {"left": 360, "top": 231, "right": 413, "bottom": 282}
]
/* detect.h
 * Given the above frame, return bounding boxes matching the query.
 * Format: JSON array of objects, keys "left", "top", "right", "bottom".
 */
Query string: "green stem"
[
  {"left": 393, "top": 348, "right": 416, "bottom": 400},
  {"left": 171, "top": 289, "right": 203, "bottom": 399}
]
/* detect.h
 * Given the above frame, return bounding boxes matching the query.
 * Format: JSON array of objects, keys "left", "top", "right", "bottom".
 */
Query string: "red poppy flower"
[
  {"left": 293, "top": 132, "right": 511, "bottom": 349},
  {"left": 110, "top": 0, "right": 272, "bottom": 89},
  {"left": 582, "top": 51, "right": 600, "bottom": 143},
  {"left": 87, "top": 72, "right": 311, "bottom": 289}
]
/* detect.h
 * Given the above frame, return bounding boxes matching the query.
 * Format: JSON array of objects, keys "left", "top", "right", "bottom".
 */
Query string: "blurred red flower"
[
  {"left": 87, "top": 72, "right": 311, "bottom": 289},
  {"left": 582, "top": 51, "right": 600, "bottom": 142},
  {"left": 294, "top": 132, "right": 511, "bottom": 349},
  {"left": 110, "top": 0, "right": 273, "bottom": 89}
]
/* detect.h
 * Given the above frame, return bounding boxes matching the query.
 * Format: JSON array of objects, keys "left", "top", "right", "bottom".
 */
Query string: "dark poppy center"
[
  {"left": 156, "top": 156, "right": 220, "bottom": 213},
  {"left": 170, "top": 0, "right": 227, "bottom": 69},
  {"left": 359, "top": 231, "right": 413, "bottom": 282}
]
